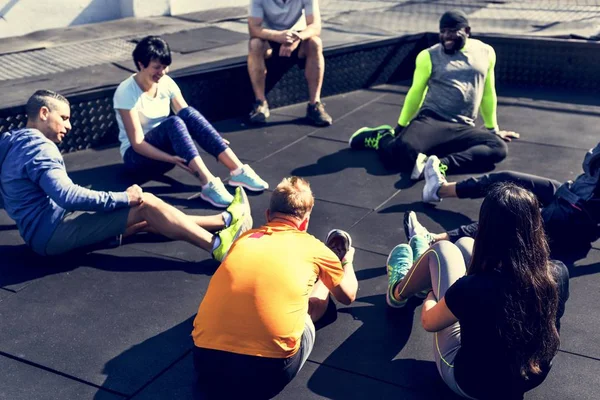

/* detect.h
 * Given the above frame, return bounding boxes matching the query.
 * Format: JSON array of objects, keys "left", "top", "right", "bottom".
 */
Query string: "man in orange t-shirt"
[{"left": 192, "top": 176, "right": 358, "bottom": 398}]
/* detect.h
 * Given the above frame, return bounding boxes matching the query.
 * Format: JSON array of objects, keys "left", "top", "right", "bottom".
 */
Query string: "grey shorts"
[{"left": 44, "top": 208, "right": 130, "bottom": 256}]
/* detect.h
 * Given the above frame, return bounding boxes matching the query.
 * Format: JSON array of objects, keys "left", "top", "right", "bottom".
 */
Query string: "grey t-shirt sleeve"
[
  {"left": 249, "top": 0, "right": 264, "bottom": 19},
  {"left": 303, "top": 0, "right": 314, "bottom": 16}
]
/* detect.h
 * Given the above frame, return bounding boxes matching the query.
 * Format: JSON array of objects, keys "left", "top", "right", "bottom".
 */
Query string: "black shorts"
[
  {"left": 193, "top": 317, "right": 315, "bottom": 399},
  {"left": 268, "top": 40, "right": 305, "bottom": 67}
]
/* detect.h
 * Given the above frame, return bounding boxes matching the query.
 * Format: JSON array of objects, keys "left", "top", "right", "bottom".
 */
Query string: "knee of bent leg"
[
  {"left": 140, "top": 192, "right": 161, "bottom": 209},
  {"left": 492, "top": 138, "right": 508, "bottom": 162},
  {"left": 430, "top": 240, "right": 461, "bottom": 259},
  {"left": 305, "top": 36, "right": 323, "bottom": 53},
  {"left": 162, "top": 115, "right": 186, "bottom": 132},
  {"left": 248, "top": 38, "right": 266, "bottom": 54}
]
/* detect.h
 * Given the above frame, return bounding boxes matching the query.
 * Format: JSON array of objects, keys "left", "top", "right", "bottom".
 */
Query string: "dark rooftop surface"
[{"left": 1, "top": 82, "right": 599, "bottom": 399}]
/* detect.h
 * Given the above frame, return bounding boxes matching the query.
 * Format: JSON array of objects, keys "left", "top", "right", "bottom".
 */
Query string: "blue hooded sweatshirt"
[{"left": 0, "top": 128, "right": 130, "bottom": 255}]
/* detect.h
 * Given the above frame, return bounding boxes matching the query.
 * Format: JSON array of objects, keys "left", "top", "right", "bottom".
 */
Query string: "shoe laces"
[
  {"left": 314, "top": 101, "right": 326, "bottom": 110},
  {"left": 241, "top": 165, "right": 260, "bottom": 180},
  {"left": 365, "top": 131, "right": 386, "bottom": 150},
  {"left": 210, "top": 179, "right": 229, "bottom": 196},
  {"left": 439, "top": 163, "right": 448, "bottom": 177}
]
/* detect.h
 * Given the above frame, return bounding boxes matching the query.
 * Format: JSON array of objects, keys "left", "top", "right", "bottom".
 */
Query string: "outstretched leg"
[{"left": 126, "top": 192, "right": 215, "bottom": 251}]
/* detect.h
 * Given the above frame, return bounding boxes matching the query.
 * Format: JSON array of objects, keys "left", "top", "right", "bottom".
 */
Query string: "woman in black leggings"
[{"left": 420, "top": 142, "right": 600, "bottom": 255}]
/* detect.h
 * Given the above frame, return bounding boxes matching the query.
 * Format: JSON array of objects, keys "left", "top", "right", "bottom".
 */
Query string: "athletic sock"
[
  {"left": 212, "top": 236, "right": 221, "bottom": 251},
  {"left": 230, "top": 166, "right": 244, "bottom": 176},
  {"left": 202, "top": 178, "right": 215, "bottom": 190},
  {"left": 222, "top": 211, "right": 232, "bottom": 227}
]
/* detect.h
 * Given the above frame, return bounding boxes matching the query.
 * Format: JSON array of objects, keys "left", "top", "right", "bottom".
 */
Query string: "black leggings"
[
  {"left": 378, "top": 111, "right": 508, "bottom": 173},
  {"left": 447, "top": 170, "right": 595, "bottom": 256}
]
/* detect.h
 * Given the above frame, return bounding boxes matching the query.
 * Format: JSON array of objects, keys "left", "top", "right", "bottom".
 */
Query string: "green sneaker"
[
  {"left": 212, "top": 201, "right": 253, "bottom": 262},
  {"left": 349, "top": 125, "right": 394, "bottom": 150},
  {"left": 386, "top": 244, "right": 413, "bottom": 308},
  {"left": 225, "top": 187, "right": 250, "bottom": 227}
]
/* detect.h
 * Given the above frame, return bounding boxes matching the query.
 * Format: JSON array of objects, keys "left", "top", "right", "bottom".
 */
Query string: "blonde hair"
[{"left": 269, "top": 176, "right": 314, "bottom": 219}]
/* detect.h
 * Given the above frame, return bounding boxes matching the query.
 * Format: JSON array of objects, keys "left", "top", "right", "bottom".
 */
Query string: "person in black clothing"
[
  {"left": 416, "top": 141, "right": 600, "bottom": 257},
  {"left": 386, "top": 183, "right": 569, "bottom": 399}
]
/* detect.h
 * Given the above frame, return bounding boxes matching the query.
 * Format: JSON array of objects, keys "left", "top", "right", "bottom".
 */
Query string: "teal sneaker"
[
  {"left": 386, "top": 244, "right": 413, "bottom": 308},
  {"left": 409, "top": 235, "right": 432, "bottom": 299},
  {"left": 225, "top": 187, "right": 250, "bottom": 227},
  {"left": 212, "top": 206, "right": 253, "bottom": 262},
  {"left": 409, "top": 235, "right": 430, "bottom": 263},
  {"left": 349, "top": 125, "right": 394, "bottom": 150},
  {"left": 200, "top": 177, "right": 234, "bottom": 208},
  {"left": 228, "top": 164, "right": 269, "bottom": 192}
]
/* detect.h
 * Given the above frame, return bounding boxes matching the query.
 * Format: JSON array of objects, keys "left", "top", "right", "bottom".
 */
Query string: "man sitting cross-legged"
[
  {"left": 349, "top": 10, "right": 518, "bottom": 179},
  {"left": 192, "top": 176, "right": 358, "bottom": 399},
  {"left": 0, "top": 90, "right": 251, "bottom": 260}
]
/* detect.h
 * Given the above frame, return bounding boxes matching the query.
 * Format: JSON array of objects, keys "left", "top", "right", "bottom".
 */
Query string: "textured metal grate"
[
  {"left": 1, "top": 34, "right": 599, "bottom": 154},
  {"left": 0, "top": 39, "right": 136, "bottom": 81}
]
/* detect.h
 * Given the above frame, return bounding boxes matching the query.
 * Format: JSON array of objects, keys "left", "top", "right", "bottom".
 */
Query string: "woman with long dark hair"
[{"left": 385, "top": 182, "right": 569, "bottom": 399}]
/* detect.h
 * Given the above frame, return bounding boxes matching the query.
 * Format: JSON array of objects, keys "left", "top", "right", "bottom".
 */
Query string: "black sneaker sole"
[
  {"left": 249, "top": 115, "right": 268, "bottom": 124},
  {"left": 309, "top": 118, "right": 333, "bottom": 127},
  {"left": 403, "top": 211, "right": 412, "bottom": 241}
]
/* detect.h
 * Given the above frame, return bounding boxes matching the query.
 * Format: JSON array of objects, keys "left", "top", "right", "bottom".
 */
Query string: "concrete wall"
[
  {"left": 0, "top": 0, "right": 249, "bottom": 38},
  {"left": 0, "top": 0, "right": 121, "bottom": 38}
]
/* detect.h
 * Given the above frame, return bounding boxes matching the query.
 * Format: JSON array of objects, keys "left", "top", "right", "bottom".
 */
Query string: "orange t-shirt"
[{"left": 192, "top": 221, "right": 345, "bottom": 358}]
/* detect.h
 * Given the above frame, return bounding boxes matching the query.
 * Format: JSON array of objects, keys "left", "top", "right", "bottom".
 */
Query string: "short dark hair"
[
  {"left": 25, "top": 90, "right": 69, "bottom": 121},
  {"left": 132, "top": 36, "right": 172, "bottom": 71}
]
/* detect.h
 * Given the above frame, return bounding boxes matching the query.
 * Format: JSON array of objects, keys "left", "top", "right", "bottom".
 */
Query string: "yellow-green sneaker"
[
  {"left": 225, "top": 187, "right": 250, "bottom": 227},
  {"left": 213, "top": 200, "right": 253, "bottom": 262}
]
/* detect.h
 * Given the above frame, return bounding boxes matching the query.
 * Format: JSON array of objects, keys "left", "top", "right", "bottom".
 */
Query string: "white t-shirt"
[{"left": 113, "top": 74, "right": 181, "bottom": 157}]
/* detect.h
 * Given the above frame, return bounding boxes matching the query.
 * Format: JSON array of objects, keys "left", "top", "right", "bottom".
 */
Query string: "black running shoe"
[{"left": 349, "top": 125, "right": 394, "bottom": 150}]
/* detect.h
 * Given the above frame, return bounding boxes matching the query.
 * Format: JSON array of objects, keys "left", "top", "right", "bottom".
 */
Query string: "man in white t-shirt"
[{"left": 247, "top": 0, "right": 332, "bottom": 127}]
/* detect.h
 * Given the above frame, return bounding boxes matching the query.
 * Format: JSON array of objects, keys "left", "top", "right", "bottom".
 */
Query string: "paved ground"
[{"left": 1, "top": 82, "right": 599, "bottom": 399}]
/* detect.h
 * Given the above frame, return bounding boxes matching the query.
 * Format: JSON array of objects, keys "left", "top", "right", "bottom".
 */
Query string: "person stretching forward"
[{"left": 192, "top": 177, "right": 358, "bottom": 398}]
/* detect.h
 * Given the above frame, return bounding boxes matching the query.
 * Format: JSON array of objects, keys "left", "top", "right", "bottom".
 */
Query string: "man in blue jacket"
[{"left": 0, "top": 90, "right": 250, "bottom": 260}]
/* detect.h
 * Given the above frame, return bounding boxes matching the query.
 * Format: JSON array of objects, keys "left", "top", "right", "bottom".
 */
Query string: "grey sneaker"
[
  {"left": 249, "top": 100, "right": 270, "bottom": 123},
  {"left": 326, "top": 229, "right": 352, "bottom": 261},
  {"left": 410, "top": 153, "right": 428, "bottom": 181},
  {"left": 422, "top": 156, "right": 447, "bottom": 203},
  {"left": 403, "top": 211, "right": 434, "bottom": 245},
  {"left": 306, "top": 101, "right": 333, "bottom": 126}
]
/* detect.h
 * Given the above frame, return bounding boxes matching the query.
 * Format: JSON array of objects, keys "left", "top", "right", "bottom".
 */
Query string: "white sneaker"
[
  {"left": 422, "top": 156, "right": 446, "bottom": 203},
  {"left": 410, "top": 153, "right": 428, "bottom": 180}
]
